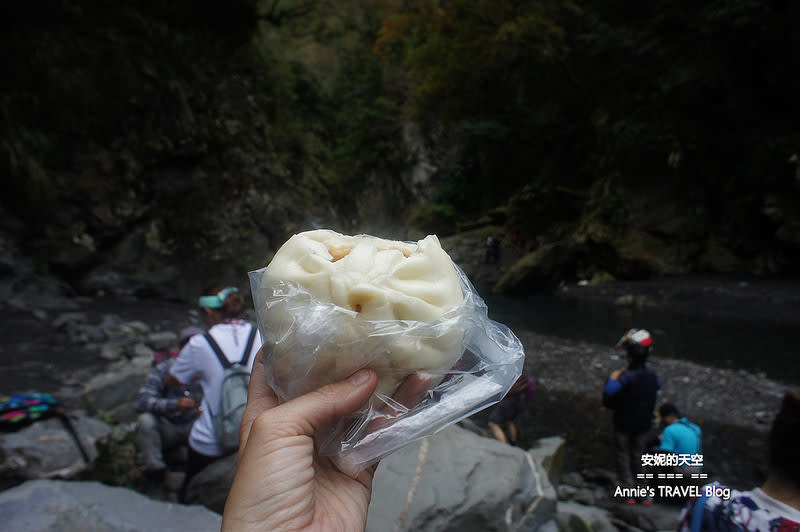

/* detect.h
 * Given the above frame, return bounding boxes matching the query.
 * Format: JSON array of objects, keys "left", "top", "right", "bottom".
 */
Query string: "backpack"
[{"left": 204, "top": 326, "right": 257, "bottom": 454}]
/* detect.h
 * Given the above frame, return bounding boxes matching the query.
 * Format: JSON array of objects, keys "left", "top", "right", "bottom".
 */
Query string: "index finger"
[{"left": 239, "top": 349, "right": 279, "bottom": 456}]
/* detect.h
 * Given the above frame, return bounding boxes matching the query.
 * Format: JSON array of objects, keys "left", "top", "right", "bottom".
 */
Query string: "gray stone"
[
  {"left": 581, "top": 468, "right": 617, "bottom": 487},
  {"left": 185, "top": 452, "right": 238, "bottom": 514},
  {"left": 556, "top": 501, "right": 617, "bottom": 532},
  {"left": 495, "top": 242, "right": 580, "bottom": 293},
  {"left": 82, "top": 356, "right": 150, "bottom": 414},
  {"left": 147, "top": 331, "right": 179, "bottom": 350},
  {"left": 126, "top": 320, "right": 151, "bottom": 334},
  {"left": 558, "top": 484, "right": 579, "bottom": 500},
  {"left": 0, "top": 415, "right": 111, "bottom": 480},
  {"left": 573, "top": 488, "right": 596, "bottom": 506},
  {"left": 561, "top": 472, "right": 586, "bottom": 488},
  {"left": 528, "top": 435, "right": 567, "bottom": 485},
  {"left": 603, "top": 501, "right": 682, "bottom": 532},
  {"left": 100, "top": 343, "right": 124, "bottom": 360},
  {"left": 53, "top": 311, "right": 88, "bottom": 329},
  {"left": 367, "top": 425, "right": 557, "bottom": 532},
  {"left": 133, "top": 342, "right": 156, "bottom": 358},
  {"left": 0, "top": 479, "right": 221, "bottom": 531}
]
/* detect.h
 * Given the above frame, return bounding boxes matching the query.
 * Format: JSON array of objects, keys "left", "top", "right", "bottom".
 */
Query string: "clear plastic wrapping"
[{"left": 249, "top": 256, "right": 524, "bottom": 475}]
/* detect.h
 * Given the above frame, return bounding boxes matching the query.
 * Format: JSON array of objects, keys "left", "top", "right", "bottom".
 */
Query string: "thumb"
[{"left": 258, "top": 369, "right": 378, "bottom": 439}]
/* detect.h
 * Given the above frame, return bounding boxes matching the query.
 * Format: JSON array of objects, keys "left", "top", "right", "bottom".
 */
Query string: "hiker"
[
  {"left": 657, "top": 403, "right": 702, "bottom": 456},
  {"left": 485, "top": 236, "right": 500, "bottom": 264},
  {"left": 134, "top": 327, "right": 204, "bottom": 480},
  {"left": 221, "top": 350, "right": 379, "bottom": 532},
  {"left": 167, "top": 285, "right": 262, "bottom": 502},
  {"left": 602, "top": 328, "right": 660, "bottom": 504},
  {"left": 678, "top": 391, "right": 800, "bottom": 531},
  {"left": 488, "top": 372, "right": 534, "bottom": 445}
]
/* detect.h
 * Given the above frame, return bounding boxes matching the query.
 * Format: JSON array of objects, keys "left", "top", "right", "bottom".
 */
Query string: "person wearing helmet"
[{"left": 603, "top": 328, "right": 661, "bottom": 504}]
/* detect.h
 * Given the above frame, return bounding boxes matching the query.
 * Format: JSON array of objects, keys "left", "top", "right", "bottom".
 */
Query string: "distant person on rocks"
[
  {"left": 678, "top": 391, "right": 800, "bottom": 531},
  {"left": 488, "top": 372, "right": 535, "bottom": 445},
  {"left": 135, "top": 326, "right": 204, "bottom": 480},
  {"left": 485, "top": 236, "right": 500, "bottom": 264},
  {"left": 602, "top": 328, "right": 660, "bottom": 504},
  {"left": 167, "top": 285, "right": 262, "bottom": 502}
]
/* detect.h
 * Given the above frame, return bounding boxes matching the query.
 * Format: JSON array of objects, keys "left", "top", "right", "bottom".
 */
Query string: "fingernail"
[{"left": 349, "top": 369, "right": 371, "bottom": 386}]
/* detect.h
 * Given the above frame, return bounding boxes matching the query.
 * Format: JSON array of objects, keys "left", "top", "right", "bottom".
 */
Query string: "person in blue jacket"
[
  {"left": 658, "top": 403, "right": 702, "bottom": 455},
  {"left": 603, "top": 329, "right": 660, "bottom": 504}
]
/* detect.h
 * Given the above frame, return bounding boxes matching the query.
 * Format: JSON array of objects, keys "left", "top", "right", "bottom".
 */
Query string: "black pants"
[{"left": 179, "top": 447, "right": 218, "bottom": 503}]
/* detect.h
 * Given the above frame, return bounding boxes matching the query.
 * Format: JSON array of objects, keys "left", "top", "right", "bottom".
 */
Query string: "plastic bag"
[{"left": 249, "top": 246, "right": 524, "bottom": 475}]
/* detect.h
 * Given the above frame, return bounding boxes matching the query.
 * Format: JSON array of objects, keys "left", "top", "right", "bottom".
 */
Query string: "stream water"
[{"left": 479, "top": 285, "right": 800, "bottom": 385}]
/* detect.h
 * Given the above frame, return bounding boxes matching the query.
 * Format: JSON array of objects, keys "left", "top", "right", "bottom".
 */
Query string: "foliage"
[{"left": 373, "top": 0, "right": 800, "bottom": 259}]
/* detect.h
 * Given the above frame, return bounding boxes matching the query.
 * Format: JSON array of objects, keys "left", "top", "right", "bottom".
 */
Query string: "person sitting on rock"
[
  {"left": 488, "top": 372, "right": 535, "bottom": 445},
  {"left": 167, "top": 285, "right": 262, "bottom": 503},
  {"left": 602, "top": 328, "right": 660, "bottom": 505},
  {"left": 678, "top": 391, "right": 800, "bottom": 531},
  {"left": 135, "top": 326, "right": 204, "bottom": 481}
]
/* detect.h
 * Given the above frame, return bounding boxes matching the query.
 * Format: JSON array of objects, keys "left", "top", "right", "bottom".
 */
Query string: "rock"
[
  {"left": 367, "top": 425, "right": 557, "bottom": 532},
  {"left": 558, "top": 484, "right": 579, "bottom": 500},
  {"left": 528, "top": 435, "right": 567, "bottom": 485},
  {"left": 100, "top": 343, "right": 124, "bottom": 360},
  {"left": 604, "top": 500, "right": 683, "bottom": 531},
  {"left": 185, "top": 452, "right": 238, "bottom": 514},
  {"left": 133, "top": 342, "right": 156, "bottom": 358},
  {"left": 581, "top": 468, "right": 617, "bottom": 487},
  {"left": 82, "top": 357, "right": 150, "bottom": 414},
  {"left": 699, "top": 238, "right": 743, "bottom": 274},
  {"left": 561, "top": 471, "right": 586, "bottom": 488},
  {"left": 573, "top": 488, "right": 596, "bottom": 506},
  {"left": 0, "top": 479, "right": 222, "bottom": 531},
  {"left": 556, "top": 501, "right": 617, "bottom": 532},
  {"left": 53, "top": 312, "right": 88, "bottom": 330},
  {"left": 495, "top": 242, "right": 580, "bottom": 293},
  {"left": 0, "top": 414, "right": 111, "bottom": 481},
  {"left": 125, "top": 320, "right": 151, "bottom": 334},
  {"left": 589, "top": 271, "right": 615, "bottom": 285},
  {"left": 614, "top": 294, "right": 636, "bottom": 306},
  {"left": 147, "top": 331, "right": 178, "bottom": 350}
]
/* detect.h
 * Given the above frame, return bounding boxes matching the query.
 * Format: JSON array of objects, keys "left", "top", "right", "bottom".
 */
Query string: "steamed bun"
[{"left": 258, "top": 229, "right": 466, "bottom": 399}]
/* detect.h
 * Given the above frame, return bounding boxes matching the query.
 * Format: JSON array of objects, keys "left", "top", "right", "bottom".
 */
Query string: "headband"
[{"left": 198, "top": 286, "right": 239, "bottom": 309}]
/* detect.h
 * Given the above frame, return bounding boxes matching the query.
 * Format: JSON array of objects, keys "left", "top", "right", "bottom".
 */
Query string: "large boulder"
[
  {"left": 556, "top": 501, "right": 617, "bottom": 532},
  {"left": 527, "top": 436, "right": 567, "bottom": 485},
  {"left": 185, "top": 452, "right": 238, "bottom": 514},
  {"left": 81, "top": 356, "right": 151, "bottom": 415},
  {"left": 367, "top": 425, "right": 557, "bottom": 532},
  {"left": 494, "top": 242, "right": 580, "bottom": 293},
  {"left": 0, "top": 479, "right": 221, "bottom": 531},
  {"left": 0, "top": 414, "right": 111, "bottom": 482}
]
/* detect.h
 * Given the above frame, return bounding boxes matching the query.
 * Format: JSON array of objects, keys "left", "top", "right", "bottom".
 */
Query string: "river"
[{"left": 479, "top": 277, "right": 800, "bottom": 385}]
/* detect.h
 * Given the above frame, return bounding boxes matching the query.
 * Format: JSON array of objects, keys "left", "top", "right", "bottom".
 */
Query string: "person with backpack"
[
  {"left": 167, "top": 285, "right": 262, "bottom": 502},
  {"left": 602, "top": 328, "right": 660, "bottom": 505}
]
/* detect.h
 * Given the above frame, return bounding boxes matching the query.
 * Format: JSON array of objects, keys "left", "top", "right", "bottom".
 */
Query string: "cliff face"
[
  {"left": 3, "top": 3, "right": 799, "bottom": 301},
  {"left": 0, "top": 2, "right": 424, "bottom": 299}
]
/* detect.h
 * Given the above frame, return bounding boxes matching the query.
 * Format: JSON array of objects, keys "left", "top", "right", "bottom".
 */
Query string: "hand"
[
  {"left": 610, "top": 369, "right": 623, "bottom": 380},
  {"left": 222, "top": 350, "right": 379, "bottom": 532},
  {"left": 175, "top": 397, "right": 196, "bottom": 412}
]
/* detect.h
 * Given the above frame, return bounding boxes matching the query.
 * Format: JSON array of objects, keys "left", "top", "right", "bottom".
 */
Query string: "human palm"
[{"left": 222, "top": 351, "right": 378, "bottom": 532}]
